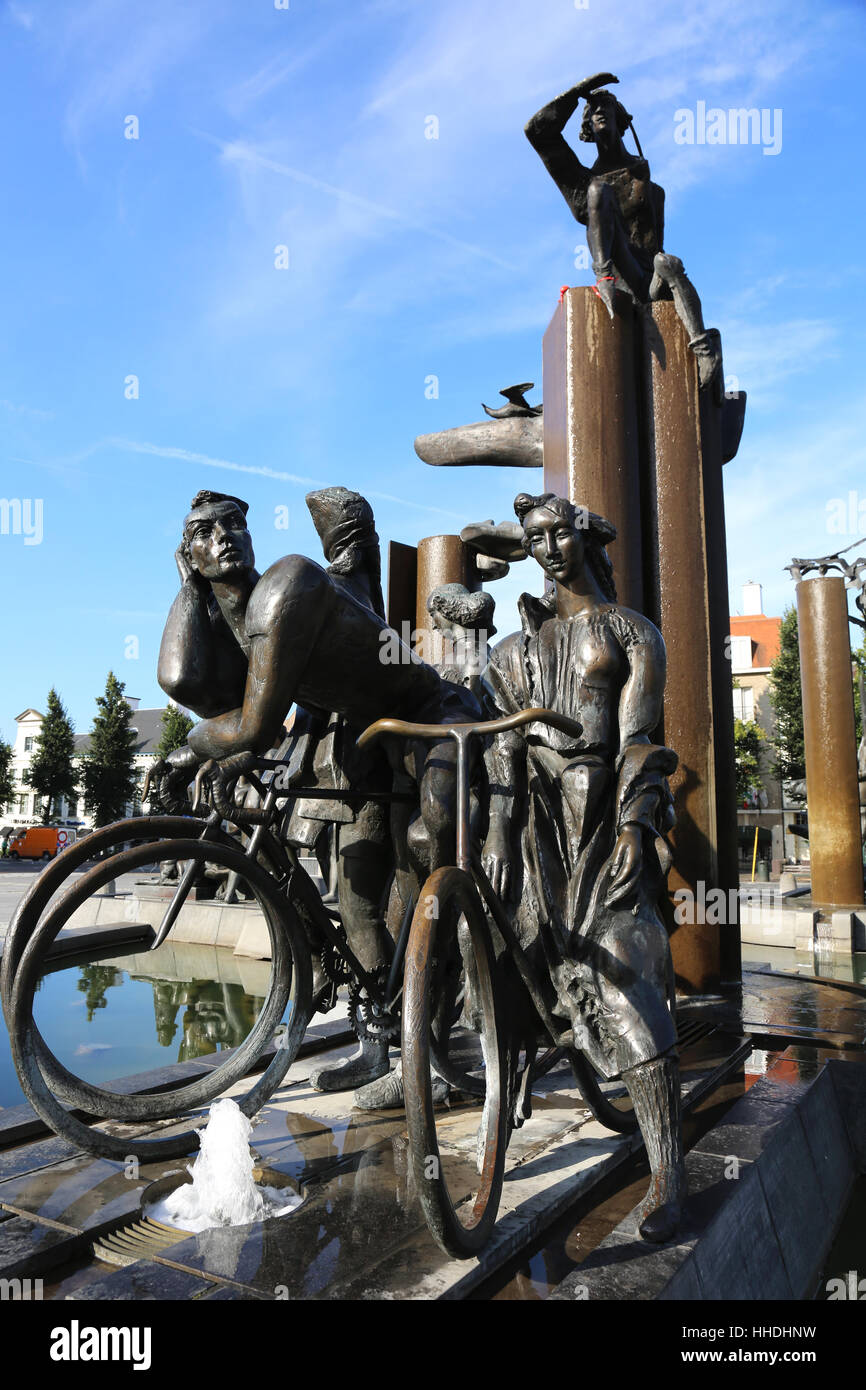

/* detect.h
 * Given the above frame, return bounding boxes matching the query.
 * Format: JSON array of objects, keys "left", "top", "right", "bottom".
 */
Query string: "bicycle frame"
[{"left": 158, "top": 767, "right": 417, "bottom": 1008}]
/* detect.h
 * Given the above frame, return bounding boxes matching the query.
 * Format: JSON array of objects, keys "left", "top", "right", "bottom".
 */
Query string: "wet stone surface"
[
  {"left": 0, "top": 1153, "right": 187, "bottom": 1234},
  {"left": 0, "top": 1214, "right": 87, "bottom": 1279},
  {"left": 66, "top": 1261, "right": 213, "bottom": 1300},
  {"left": 158, "top": 1141, "right": 430, "bottom": 1298},
  {"left": 1, "top": 967, "right": 864, "bottom": 1300},
  {"left": 692, "top": 1091, "right": 800, "bottom": 1163},
  {"left": 0, "top": 1134, "right": 81, "bottom": 1183}
]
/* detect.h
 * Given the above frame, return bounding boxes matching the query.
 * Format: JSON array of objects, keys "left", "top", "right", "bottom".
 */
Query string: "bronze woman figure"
[{"left": 481, "top": 491, "right": 686, "bottom": 1242}]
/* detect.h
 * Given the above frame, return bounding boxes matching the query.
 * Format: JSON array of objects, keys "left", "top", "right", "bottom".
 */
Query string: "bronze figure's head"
[
  {"left": 514, "top": 491, "right": 617, "bottom": 600},
  {"left": 578, "top": 89, "right": 633, "bottom": 146},
  {"left": 306, "top": 485, "right": 385, "bottom": 617},
  {"left": 181, "top": 490, "right": 254, "bottom": 581}
]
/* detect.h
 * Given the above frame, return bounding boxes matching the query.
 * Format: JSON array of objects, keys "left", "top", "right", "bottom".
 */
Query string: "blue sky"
[{"left": 1, "top": 0, "right": 865, "bottom": 741}]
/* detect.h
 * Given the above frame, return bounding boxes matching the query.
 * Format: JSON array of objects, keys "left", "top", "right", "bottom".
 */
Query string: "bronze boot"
[
  {"left": 623, "top": 1053, "right": 687, "bottom": 1243},
  {"left": 309, "top": 1037, "right": 390, "bottom": 1093},
  {"left": 353, "top": 1060, "right": 449, "bottom": 1111}
]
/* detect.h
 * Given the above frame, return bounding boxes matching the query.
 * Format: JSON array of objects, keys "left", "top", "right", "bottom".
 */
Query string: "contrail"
[
  {"left": 195, "top": 131, "right": 518, "bottom": 272},
  {"left": 110, "top": 439, "right": 465, "bottom": 520},
  {"left": 108, "top": 438, "right": 322, "bottom": 487}
]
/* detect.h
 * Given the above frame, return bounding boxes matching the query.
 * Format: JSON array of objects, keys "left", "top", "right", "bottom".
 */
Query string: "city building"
[
  {"left": 1, "top": 700, "right": 167, "bottom": 833},
  {"left": 728, "top": 582, "right": 801, "bottom": 864}
]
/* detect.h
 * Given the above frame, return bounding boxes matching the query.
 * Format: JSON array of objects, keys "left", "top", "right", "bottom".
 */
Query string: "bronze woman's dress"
[{"left": 482, "top": 590, "right": 679, "bottom": 1079}]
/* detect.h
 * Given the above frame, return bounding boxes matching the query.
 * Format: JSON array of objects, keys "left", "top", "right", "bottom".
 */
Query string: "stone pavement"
[
  {"left": 0, "top": 1011, "right": 746, "bottom": 1300},
  {"left": 1, "top": 968, "right": 864, "bottom": 1300}
]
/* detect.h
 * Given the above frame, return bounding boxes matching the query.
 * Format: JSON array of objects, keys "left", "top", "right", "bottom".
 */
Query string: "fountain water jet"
[{"left": 147, "top": 1097, "right": 302, "bottom": 1233}]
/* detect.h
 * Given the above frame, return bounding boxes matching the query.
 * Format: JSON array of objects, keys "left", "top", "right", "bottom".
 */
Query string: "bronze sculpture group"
[
  {"left": 2, "top": 74, "right": 703, "bottom": 1259},
  {"left": 146, "top": 478, "right": 684, "bottom": 1243}
]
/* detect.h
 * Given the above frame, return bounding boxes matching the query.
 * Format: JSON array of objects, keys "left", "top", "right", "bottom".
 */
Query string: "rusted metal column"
[
  {"left": 643, "top": 301, "right": 738, "bottom": 994},
  {"left": 796, "top": 576, "right": 864, "bottom": 906},
  {"left": 415, "top": 534, "right": 475, "bottom": 664},
  {"left": 387, "top": 540, "right": 417, "bottom": 638},
  {"left": 699, "top": 377, "right": 742, "bottom": 988},
  {"left": 542, "top": 286, "right": 643, "bottom": 612}
]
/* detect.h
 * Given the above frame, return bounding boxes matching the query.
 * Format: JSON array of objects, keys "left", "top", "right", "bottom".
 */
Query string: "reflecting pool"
[{"left": 0, "top": 941, "right": 274, "bottom": 1108}]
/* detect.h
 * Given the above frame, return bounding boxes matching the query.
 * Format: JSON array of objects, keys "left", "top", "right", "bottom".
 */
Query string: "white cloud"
[
  {"left": 7, "top": 3, "right": 34, "bottom": 30},
  {"left": 0, "top": 399, "right": 54, "bottom": 420},
  {"left": 213, "top": 137, "right": 518, "bottom": 271},
  {"left": 722, "top": 317, "right": 838, "bottom": 410},
  {"left": 25, "top": 1, "right": 211, "bottom": 170}
]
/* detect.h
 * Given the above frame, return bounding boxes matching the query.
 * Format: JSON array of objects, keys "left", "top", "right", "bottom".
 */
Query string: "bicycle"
[
  {"left": 356, "top": 707, "right": 637, "bottom": 1257},
  {"left": 0, "top": 707, "right": 635, "bottom": 1258}
]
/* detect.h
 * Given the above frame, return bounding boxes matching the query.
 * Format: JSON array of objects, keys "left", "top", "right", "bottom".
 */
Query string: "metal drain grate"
[
  {"left": 676, "top": 1018, "right": 715, "bottom": 1050},
  {"left": 93, "top": 1216, "right": 193, "bottom": 1268}
]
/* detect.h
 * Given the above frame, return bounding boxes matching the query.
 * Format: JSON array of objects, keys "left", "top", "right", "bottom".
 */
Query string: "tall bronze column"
[
  {"left": 643, "top": 302, "right": 739, "bottom": 993},
  {"left": 796, "top": 576, "right": 864, "bottom": 907},
  {"left": 415, "top": 534, "right": 476, "bottom": 663},
  {"left": 542, "top": 286, "right": 643, "bottom": 613},
  {"left": 542, "top": 289, "right": 739, "bottom": 993},
  {"left": 387, "top": 539, "right": 417, "bottom": 636}
]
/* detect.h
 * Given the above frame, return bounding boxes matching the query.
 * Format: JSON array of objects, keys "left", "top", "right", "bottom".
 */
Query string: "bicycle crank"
[{"left": 348, "top": 968, "right": 401, "bottom": 1043}]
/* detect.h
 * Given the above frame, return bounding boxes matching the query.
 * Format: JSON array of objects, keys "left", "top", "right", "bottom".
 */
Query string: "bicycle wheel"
[
  {"left": 1, "top": 814, "right": 289, "bottom": 1021},
  {"left": 402, "top": 866, "right": 507, "bottom": 1259},
  {"left": 2, "top": 816, "right": 203, "bottom": 1018},
  {"left": 7, "top": 834, "right": 313, "bottom": 1162}
]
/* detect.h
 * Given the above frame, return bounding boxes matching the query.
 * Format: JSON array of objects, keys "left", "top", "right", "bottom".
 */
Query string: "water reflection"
[
  {"left": 0, "top": 944, "right": 275, "bottom": 1107},
  {"left": 76, "top": 965, "right": 122, "bottom": 1022},
  {"left": 741, "top": 942, "right": 866, "bottom": 986},
  {"left": 148, "top": 978, "right": 263, "bottom": 1061}
]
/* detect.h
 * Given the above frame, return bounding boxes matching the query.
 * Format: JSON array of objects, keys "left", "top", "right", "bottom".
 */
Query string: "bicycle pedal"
[{"left": 314, "top": 981, "right": 339, "bottom": 1014}]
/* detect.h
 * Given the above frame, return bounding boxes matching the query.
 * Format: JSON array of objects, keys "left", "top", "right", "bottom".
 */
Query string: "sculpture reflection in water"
[
  {"left": 75, "top": 968, "right": 266, "bottom": 1064},
  {"left": 480, "top": 492, "right": 686, "bottom": 1242}
]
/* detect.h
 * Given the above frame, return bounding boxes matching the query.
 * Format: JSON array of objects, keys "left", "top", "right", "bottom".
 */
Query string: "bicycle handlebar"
[
  {"left": 167, "top": 707, "right": 583, "bottom": 823},
  {"left": 356, "top": 706, "right": 583, "bottom": 749}
]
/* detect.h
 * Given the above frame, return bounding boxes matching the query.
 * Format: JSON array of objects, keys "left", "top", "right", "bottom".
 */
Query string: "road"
[{"left": 0, "top": 859, "right": 158, "bottom": 934}]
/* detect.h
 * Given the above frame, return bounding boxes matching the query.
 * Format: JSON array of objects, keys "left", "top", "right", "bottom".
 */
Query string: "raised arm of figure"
[
  {"left": 158, "top": 569, "right": 220, "bottom": 717},
  {"left": 524, "top": 86, "right": 592, "bottom": 225},
  {"left": 524, "top": 75, "right": 616, "bottom": 225},
  {"left": 187, "top": 556, "right": 333, "bottom": 761}
]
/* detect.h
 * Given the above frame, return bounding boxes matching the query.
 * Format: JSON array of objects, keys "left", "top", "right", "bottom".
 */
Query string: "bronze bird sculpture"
[{"left": 482, "top": 383, "right": 543, "bottom": 419}]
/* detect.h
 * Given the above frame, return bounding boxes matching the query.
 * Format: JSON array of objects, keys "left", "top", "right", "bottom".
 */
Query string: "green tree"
[
  {"left": 80, "top": 673, "right": 138, "bottom": 827},
  {"left": 767, "top": 606, "right": 806, "bottom": 798},
  {"left": 0, "top": 736, "right": 14, "bottom": 811},
  {"left": 23, "top": 688, "right": 78, "bottom": 823},
  {"left": 76, "top": 964, "right": 121, "bottom": 1023},
  {"left": 156, "top": 703, "right": 194, "bottom": 757},
  {"left": 734, "top": 717, "right": 766, "bottom": 803}
]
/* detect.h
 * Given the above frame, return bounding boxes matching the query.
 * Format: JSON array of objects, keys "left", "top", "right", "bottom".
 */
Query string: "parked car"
[{"left": 8, "top": 826, "right": 76, "bottom": 860}]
